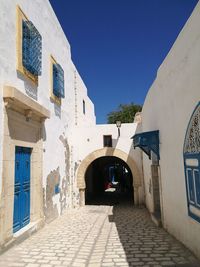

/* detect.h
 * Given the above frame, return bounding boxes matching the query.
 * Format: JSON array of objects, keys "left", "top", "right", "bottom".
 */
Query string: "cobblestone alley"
[{"left": 0, "top": 204, "right": 199, "bottom": 267}]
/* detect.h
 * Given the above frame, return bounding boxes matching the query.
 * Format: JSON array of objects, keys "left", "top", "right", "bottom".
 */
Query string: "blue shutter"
[
  {"left": 187, "top": 168, "right": 195, "bottom": 204},
  {"left": 194, "top": 169, "right": 200, "bottom": 206},
  {"left": 53, "top": 63, "right": 65, "bottom": 98},
  {"left": 22, "top": 20, "right": 42, "bottom": 76}
]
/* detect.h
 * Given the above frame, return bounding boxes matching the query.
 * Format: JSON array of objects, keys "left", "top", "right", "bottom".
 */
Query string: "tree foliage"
[{"left": 107, "top": 103, "right": 142, "bottom": 124}]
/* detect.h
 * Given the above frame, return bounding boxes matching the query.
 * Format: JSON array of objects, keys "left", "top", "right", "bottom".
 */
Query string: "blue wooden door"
[{"left": 13, "top": 146, "right": 31, "bottom": 233}]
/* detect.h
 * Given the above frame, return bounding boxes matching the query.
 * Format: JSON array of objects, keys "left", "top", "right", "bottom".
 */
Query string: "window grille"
[
  {"left": 53, "top": 63, "right": 65, "bottom": 98},
  {"left": 22, "top": 20, "right": 42, "bottom": 76}
]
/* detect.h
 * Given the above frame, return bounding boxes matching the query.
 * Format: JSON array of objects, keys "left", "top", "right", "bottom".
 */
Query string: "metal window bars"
[
  {"left": 22, "top": 20, "right": 42, "bottom": 76},
  {"left": 53, "top": 63, "right": 65, "bottom": 98}
]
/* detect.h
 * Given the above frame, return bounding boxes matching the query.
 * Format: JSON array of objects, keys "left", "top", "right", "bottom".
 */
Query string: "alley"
[{"left": 0, "top": 204, "right": 199, "bottom": 267}]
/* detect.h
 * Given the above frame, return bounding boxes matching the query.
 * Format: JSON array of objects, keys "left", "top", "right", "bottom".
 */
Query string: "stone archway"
[{"left": 77, "top": 148, "right": 143, "bottom": 206}]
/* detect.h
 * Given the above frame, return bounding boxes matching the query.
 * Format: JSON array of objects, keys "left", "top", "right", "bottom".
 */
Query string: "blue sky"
[{"left": 49, "top": 0, "right": 198, "bottom": 124}]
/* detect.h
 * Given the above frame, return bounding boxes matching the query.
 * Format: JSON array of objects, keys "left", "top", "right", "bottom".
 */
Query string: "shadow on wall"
[
  {"left": 17, "top": 72, "right": 38, "bottom": 100},
  {"left": 7, "top": 108, "right": 41, "bottom": 143},
  {"left": 44, "top": 167, "right": 60, "bottom": 223},
  {"left": 128, "top": 118, "right": 142, "bottom": 161},
  {"left": 50, "top": 98, "right": 61, "bottom": 118},
  {"left": 112, "top": 138, "right": 119, "bottom": 148}
]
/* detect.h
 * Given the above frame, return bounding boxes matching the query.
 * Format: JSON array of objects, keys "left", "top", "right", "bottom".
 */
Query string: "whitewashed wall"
[
  {"left": 0, "top": 0, "right": 95, "bottom": 219},
  {"left": 142, "top": 2, "right": 200, "bottom": 258},
  {"left": 72, "top": 123, "right": 143, "bottom": 184},
  {"left": 73, "top": 64, "right": 96, "bottom": 127}
]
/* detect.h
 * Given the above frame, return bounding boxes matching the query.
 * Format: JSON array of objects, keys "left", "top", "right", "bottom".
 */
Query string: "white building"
[
  {"left": 0, "top": 0, "right": 97, "bottom": 249},
  {"left": 132, "top": 1, "right": 200, "bottom": 259},
  {"left": 0, "top": 0, "right": 200, "bottom": 261},
  {"left": 0, "top": 0, "right": 142, "bottom": 251}
]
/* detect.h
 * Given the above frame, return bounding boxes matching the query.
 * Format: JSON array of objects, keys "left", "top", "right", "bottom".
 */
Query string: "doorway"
[
  {"left": 13, "top": 146, "right": 31, "bottom": 233},
  {"left": 85, "top": 156, "right": 133, "bottom": 205}
]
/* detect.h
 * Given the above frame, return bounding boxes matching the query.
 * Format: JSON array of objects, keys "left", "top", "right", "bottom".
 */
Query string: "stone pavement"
[{"left": 0, "top": 204, "right": 199, "bottom": 267}]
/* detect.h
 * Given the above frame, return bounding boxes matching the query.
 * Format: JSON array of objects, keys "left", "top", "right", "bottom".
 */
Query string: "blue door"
[{"left": 13, "top": 146, "right": 31, "bottom": 233}]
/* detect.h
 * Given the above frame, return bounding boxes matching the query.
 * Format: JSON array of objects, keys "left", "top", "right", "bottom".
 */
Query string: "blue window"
[
  {"left": 194, "top": 170, "right": 200, "bottom": 206},
  {"left": 184, "top": 102, "right": 200, "bottom": 222},
  {"left": 22, "top": 20, "right": 42, "bottom": 76},
  {"left": 187, "top": 168, "right": 196, "bottom": 204},
  {"left": 53, "top": 63, "right": 65, "bottom": 98}
]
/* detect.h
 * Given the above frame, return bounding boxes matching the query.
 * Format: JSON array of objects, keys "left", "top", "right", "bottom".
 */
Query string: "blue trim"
[
  {"left": 132, "top": 130, "right": 160, "bottom": 160},
  {"left": 183, "top": 102, "right": 200, "bottom": 223}
]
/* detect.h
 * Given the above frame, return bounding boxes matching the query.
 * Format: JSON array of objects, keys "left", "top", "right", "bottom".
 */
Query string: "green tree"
[{"left": 107, "top": 103, "right": 142, "bottom": 124}]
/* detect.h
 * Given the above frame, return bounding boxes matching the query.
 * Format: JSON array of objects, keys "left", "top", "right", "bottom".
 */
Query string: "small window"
[
  {"left": 53, "top": 63, "right": 65, "bottom": 98},
  {"left": 103, "top": 135, "right": 112, "bottom": 147},
  {"left": 50, "top": 55, "right": 64, "bottom": 105},
  {"left": 83, "top": 100, "right": 85, "bottom": 114},
  {"left": 187, "top": 168, "right": 196, "bottom": 204}
]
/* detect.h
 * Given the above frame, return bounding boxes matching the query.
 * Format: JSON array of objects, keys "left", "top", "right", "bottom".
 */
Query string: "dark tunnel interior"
[{"left": 85, "top": 156, "right": 134, "bottom": 205}]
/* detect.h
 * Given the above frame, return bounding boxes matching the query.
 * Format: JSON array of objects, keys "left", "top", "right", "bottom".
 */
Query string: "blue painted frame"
[{"left": 183, "top": 102, "right": 200, "bottom": 223}]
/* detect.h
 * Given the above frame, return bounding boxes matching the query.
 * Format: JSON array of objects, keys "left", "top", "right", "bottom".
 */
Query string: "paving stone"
[
  {"left": 0, "top": 205, "right": 199, "bottom": 266},
  {"left": 49, "top": 260, "right": 62, "bottom": 265},
  {"left": 37, "top": 259, "right": 49, "bottom": 264},
  {"left": 26, "top": 264, "right": 40, "bottom": 267}
]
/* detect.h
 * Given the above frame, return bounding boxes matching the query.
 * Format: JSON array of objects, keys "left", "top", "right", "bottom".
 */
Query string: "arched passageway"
[
  {"left": 85, "top": 156, "right": 133, "bottom": 205},
  {"left": 77, "top": 148, "right": 143, "bottom": 206}
]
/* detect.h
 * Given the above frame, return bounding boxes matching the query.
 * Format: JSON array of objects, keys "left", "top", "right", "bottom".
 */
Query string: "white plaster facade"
[
  {"left": 0, "top": 0, "right": 96, "bottom": 249},
  {"left": 0, "top": 0, "right": 200, "bottom": 261},
  {"left": 0, "top": 0, "right": 142, "bottom": 251},
  {"left": 73, "top": 123, "right": 144, "bottom": 205},
  {"left": 140, "top": 1, "right": 200, "bottom": 259}
]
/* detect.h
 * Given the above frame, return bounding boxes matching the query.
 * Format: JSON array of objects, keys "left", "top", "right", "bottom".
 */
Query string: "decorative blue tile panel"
[
  {"left": 22, "top": 20, "right": 42, "bottom": 76},
  {"left": 53, "top": 63, "right": 65, "bottom": 98},
  {"left": 132, "top": 130, "right": 160, "bottom": 160},
  {"left": 184, "top": 102, "right": 200, "bottom": 222}
]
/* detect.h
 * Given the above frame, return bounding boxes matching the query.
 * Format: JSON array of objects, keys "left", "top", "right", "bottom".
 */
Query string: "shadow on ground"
[
  {"left": 112, "top": 204, "right": 199, "bottom": 266},
  {"left": 87, "top": 192, "right": 200, "bottom": 267}
]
